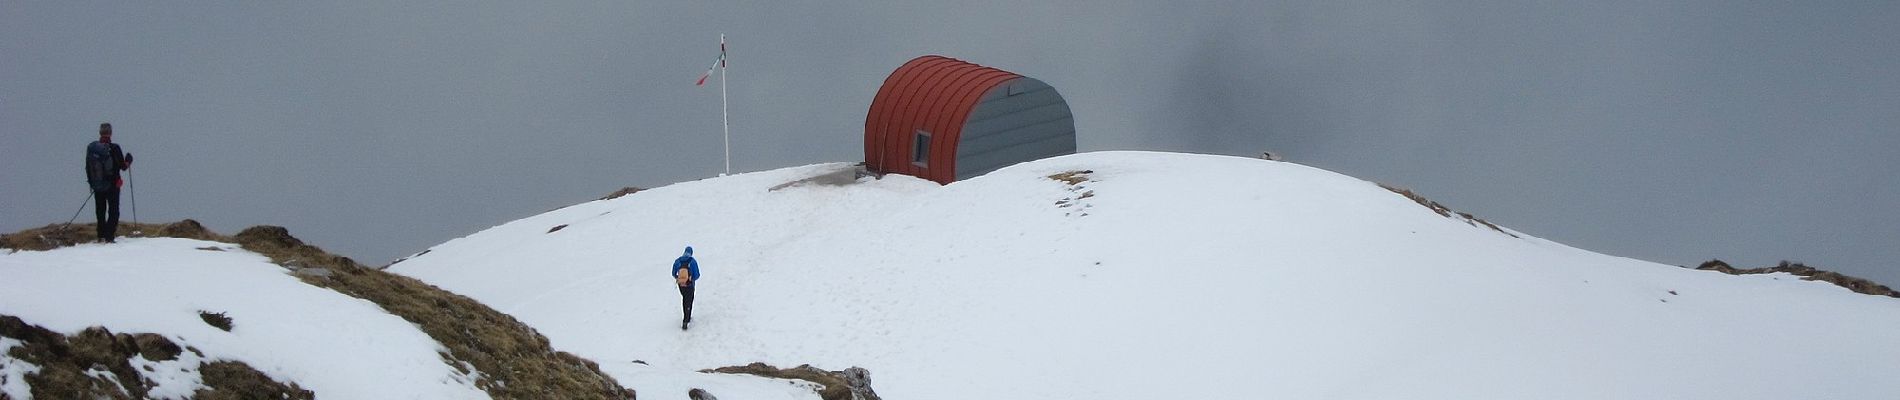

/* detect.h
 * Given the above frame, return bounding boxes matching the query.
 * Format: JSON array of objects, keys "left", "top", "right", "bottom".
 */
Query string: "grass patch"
[
  {"left": 228, "top": 225, "right": 633, "bottom": 399},
  {"left": 703, "top": 362, "right": 881, "bottom": 400},
  {"left": 1377, "top": 184, "right": 1519, "bottom": 238},
  {"left": 3, "top": 221, "right": 636, "bottom": 399},
  {"left": 1, "top": 314, "right": 297, "bottom": 399},
  {"left": 599, "top": 187, "right": 645, "bottom": 201},
  {"left": 1048, "top": 170, "right": 1098, "bottom": 217},
  {"left": 1047, "top": 170, "right": 1093, "bottom": 186},
  {"left": 194, "top": 361, "right": 314, "bottom": 400},
  {"left": 1, "top": 219, "right": 218, "bottom": 252},
  {"left": 1696, "top": 260, "right": 1898, "bottom": 298},
  {"left": 199, "top": 311, "right": 234, "bottom": 332}
]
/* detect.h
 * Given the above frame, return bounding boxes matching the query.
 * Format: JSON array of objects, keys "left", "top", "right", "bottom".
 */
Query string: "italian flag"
[{"left": 696, "top": 39, "right": 727, "bottom": 86}]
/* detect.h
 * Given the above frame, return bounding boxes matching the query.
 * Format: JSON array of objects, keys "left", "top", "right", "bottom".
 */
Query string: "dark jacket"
[{"left": 85, "top": 141, "right": 126, "bottom": 192}]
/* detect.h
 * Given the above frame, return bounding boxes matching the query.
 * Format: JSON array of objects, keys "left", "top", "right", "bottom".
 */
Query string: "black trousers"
[
  {"left": 93, "top": 187, "right": 121, "bottom": 240},
  {"left": 679, "top": 285, "right": 695, "bottom": 322}
]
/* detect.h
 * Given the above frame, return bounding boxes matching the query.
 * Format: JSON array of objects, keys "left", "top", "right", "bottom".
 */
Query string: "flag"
[{"left": 696, "top": 37, "right": 727, "bottom": 86}]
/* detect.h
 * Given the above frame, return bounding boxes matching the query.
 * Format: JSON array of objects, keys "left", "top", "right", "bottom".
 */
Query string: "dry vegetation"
[
  {"left": 2, "top": 220, "right": 219, "bottom": 252},
  {"left": 599, "top": 186, "right": 645, "bottom": 201},
  {"left": 704, "top": 362, "right": 882, "bottom": 400},
  {"left": 1377, "top": 184, "right": 1519, "bottom": 238},
  {"left": 1047, "top": 170, "right": 1098, "bottom": 217},
  {"left": 2, "top": 221, "right": 635, "bottom": 399},
  {"left": 198, "top": 311, "right": 234, "bottom": 332},
  {"left": 0, "top": 315, "right": 311, "bottom": 399},
  {"left": 1046, "top": 170, "right": 1093, "bottom": 185},
  {"left": 193, "top": 361, "right": 316, "bottom": 400},
  {"left": 1695, "top": 259, "right": 1898, "bottom": 298}
]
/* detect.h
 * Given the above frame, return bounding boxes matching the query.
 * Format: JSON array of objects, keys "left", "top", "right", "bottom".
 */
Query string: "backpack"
[{"left": 86, "top": 142, "right": 119, "bottom": 191}]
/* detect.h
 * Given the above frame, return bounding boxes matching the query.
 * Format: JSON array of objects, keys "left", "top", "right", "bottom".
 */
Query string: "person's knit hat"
[{"left": 99, "top": 123, "right": 112, "bottom": 135}]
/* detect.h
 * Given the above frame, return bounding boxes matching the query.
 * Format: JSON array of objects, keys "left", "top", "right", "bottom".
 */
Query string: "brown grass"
[
  {"left": 1, "top": 315, "right": 299, "bottom": 399},
  {"left": 1, "top": 220, "right": 219, "bottom": 252},
  {"left": 2, "top": 221, "right": 636, "bottom": 399},
  {"left": 199, "top": 311, "right": 234, "bottom": 332},
  {"left": 1047, "top": 170, "right": 1094, "bottom": 186},
  {"left": 1, "top": 317, "right": 140, "bottom": 399},
  {"left": 1377, "top": 184, "right": 1519, "bottom": 238},
  {"left": 704, "top": 362, "right": 881, "bottom": 400},
  {"left": 231, "top": 225, "right": 634, "bottom": 399},
  {"left": 193, "top": 361, "right": 315, "bottom": 399},
  {"left": 1695, "top": 260, "right": 1898, "bottom": 298},
  {"left": 599, "top": 187, "right": 645, "bottom": 201}
]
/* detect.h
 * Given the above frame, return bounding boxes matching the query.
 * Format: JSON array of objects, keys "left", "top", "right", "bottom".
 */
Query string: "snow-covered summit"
[{"left": 391, "top": 151, "right": 1900, "bottom": 399}]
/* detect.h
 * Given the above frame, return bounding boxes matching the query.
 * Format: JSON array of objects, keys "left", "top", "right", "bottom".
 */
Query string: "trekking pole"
[
  {"left": 128, "top": 168, "right": 140, "bottom": 235},
  {"left": 65, "top": 191, "right": 95, "bottom": 225}
]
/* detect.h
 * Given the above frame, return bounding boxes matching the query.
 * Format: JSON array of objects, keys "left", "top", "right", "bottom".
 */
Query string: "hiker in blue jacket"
[{"left": 671, "top": 246, "right": 700, "bottom": 329}]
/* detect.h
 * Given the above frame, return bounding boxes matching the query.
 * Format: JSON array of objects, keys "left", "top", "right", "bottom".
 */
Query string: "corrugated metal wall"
[
  {"left": 954, "top": 77, "right": 1076, "bottom": 180},
  {"left": 864, "top": 55, "right": 1076, "bottom": 184}
]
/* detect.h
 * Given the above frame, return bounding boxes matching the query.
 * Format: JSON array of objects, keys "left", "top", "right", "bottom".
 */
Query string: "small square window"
[{"left": 911, "top": 129, "right": 931, "bottom": 167}]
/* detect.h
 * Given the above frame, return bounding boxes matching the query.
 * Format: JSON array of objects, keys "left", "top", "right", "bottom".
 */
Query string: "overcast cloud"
[{"left": 5, "top": 1, "right": 1896, "bottom": 285}]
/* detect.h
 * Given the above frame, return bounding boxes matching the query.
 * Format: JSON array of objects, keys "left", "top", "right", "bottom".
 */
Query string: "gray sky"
[{"left": 5, "top": 1, "right": 1896, "bottom": 286}]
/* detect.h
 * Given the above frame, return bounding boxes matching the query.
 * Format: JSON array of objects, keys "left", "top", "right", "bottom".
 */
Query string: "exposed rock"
[
  {"left": 200, "top": 311, "right": 234, "bottom": 332},
  {"left": 704, "top": 362, "right": 880, "bottom": 400},
  {"left": 1696, "top": 259, "right": 1898, "bottom": 298},
  {"left": 1378, "top": 183, "right": 1519, "bottom": 238},
  {"left": 600, "top": 187, "right": 645, "bottom": 201},
  {"left": 688, "top": 388, "right": 718, "bottom": 400},
  {"left": 1, "top": 315, "right": 294, "bottom": 398}
]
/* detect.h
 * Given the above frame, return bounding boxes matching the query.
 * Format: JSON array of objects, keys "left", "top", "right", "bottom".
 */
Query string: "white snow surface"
[
  {"left": 0, "top": 238, "right": 486, "bottom": 399},
  {"left": 6, "top": 151, "right": 1897, "bottom": 399},
  {"left": 0, "top": 337, "right": 38, "bottom": 399},
  {"left": 388, "top": 151, "right": 1900, "bottom": 399}
]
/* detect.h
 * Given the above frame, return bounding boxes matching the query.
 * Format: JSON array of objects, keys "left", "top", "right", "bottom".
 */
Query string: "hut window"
[{"left": 911, "top": 130, "right": 931, "bottom": 167}]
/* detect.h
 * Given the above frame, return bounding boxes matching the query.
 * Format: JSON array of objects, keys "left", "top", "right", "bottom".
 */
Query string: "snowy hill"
[
  {"left": 1, "top": 223, "right": 631, "bottom": 399},
  {"left": 0, "top": 238, "right": 488, "bottom": 398},
  {"left": 389, "top": 151, "right": 1900, "bottom": 399}
]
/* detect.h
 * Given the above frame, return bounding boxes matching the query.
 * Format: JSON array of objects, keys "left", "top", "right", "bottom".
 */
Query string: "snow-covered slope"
[
  {"left": 0, "top": 238, "right": 487, "bottom": 399},
  {"left": 391, "top": 151, "right": 1900, "bottom": 399}
]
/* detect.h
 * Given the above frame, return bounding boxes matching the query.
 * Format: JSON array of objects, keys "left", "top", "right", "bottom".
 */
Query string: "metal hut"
[{"left": 864, "top": 55, "right": 1076, "bottom": 184}]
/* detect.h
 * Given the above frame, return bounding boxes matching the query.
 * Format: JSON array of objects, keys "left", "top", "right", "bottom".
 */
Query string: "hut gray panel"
[{"left": 955, "top": 77, "right": 1077, "bottom": 180}]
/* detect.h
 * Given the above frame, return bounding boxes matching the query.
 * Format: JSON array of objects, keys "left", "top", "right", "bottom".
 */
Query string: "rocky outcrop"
[
  {"left": 1696, "top": 259, "right": 1898, "bottom": 298},
  {"left": 704, "top": 362, "right": 880, "bottom": 400},
  {"left": 0, "top": 315, "right": 311, "bottom": 399}
]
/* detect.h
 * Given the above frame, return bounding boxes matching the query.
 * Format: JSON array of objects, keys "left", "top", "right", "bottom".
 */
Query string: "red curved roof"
[{"left": 864, "top": 55, "right": 1021, "bottom": 183}]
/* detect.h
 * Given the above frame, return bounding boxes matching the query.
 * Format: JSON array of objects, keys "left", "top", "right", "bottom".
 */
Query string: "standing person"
[
  {"left": 671, "top": 246, "right": 701, "bottom": 330},
  {"left": 85, "top": 122, "right": 132, "bottom": 243}
]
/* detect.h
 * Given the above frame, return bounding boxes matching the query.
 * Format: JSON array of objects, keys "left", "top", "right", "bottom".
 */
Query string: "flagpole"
[{"left": 719, "top": 33, "right": 731, "bottom": 176}]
